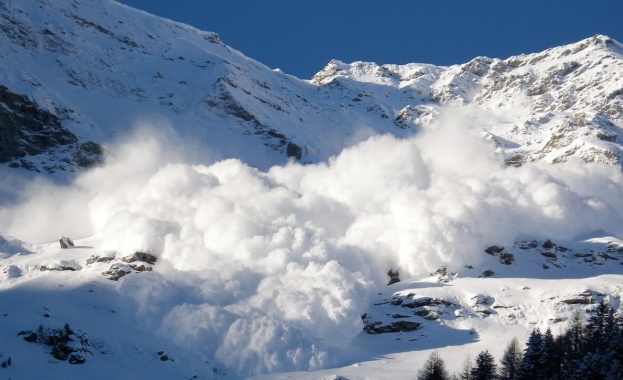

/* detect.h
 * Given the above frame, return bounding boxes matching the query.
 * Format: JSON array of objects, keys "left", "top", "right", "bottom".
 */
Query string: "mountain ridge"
[{"left": 0, "top": 0, "right": 622, "bottom": 177}]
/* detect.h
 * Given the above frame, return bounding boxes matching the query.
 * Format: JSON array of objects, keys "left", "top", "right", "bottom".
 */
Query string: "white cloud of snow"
[{"left": 2, "top": 108, "right": 623, "bottom": 376}]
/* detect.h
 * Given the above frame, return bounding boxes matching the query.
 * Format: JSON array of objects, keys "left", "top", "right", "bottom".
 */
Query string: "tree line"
[{"left": 417, "top": 299, "right": 623, "bottom": 380}]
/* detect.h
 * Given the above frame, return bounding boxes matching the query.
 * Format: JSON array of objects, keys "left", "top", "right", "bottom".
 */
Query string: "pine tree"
[
  {"left": 587, "top": 299, "right": 610, "bottom": 351},
  {"left": 516, "top": 328, "right": 543, "bottom": 380},
  {"left": 606, "top": 359, "right": 623, "bottom": 380},
  {"left": 418, "top": 351, "right": 451, "bottom": 380},
  {"left": 567, "top": 310, "right": 586, "bottom": 358},
  {"left": 470, "top": 350, "right": 497, "bottom": 380},
  {"left": 499, "top": 337, "right": 522, "bottom": 380},
  {"left": 540, "top": 328, "right": 558, "bottom": 379}
]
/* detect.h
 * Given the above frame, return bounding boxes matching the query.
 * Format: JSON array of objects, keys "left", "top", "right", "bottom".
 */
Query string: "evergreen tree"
[
  {"left": 516, "top": 328, "right": 543, "bottom": 380},
  {"left": 418, "top": 351, "right": 451, "bottom": 380},
  {"left": 587, "top": 299, "right": 610, "bottom": 351},
  {"left": 567, "top": 310, "right": 586, "bottom": 359},
  {"left": 499, "top": 337, "right": 522, "bottom": 380},
  {"left": 470, "top": 350, "right": 497, "bottom": 380},
  {"left": 540, "top": 328, "right": 558, "bottom": 379},
  {"left": 606, "top": 359, "right": 623, "bottom": 380}
]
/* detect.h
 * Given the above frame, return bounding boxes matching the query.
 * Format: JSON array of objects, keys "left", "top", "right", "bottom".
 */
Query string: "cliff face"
[{"left": 0, "top": 85, "right": 102, "bottom": 172}]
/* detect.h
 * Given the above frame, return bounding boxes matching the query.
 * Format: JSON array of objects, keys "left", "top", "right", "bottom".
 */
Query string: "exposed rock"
[
  {"left": 401, "top": 297, "right": 434, "bottom": 309},
  {"left": 541, "top": 251, "right": 557, "bottom": 259},
  {"left": 560, "top": 289, "right": 595, "bottom": 304},
  {"left": 122, "top": 252, "right": 157, "bottom": 265},
  {"left": 499, "top": 252, "right": 515, "bottom": 265},
  {"left": 482, "top": 269, "right": 495, "bottom": 277},
  {"left": 414, "top": 308, "right": 440, "bottom": 320},
  {"left": 85, "top": 255, "right": 115, "bottom": 266},
  {"left": 58, "top": 236, "right": 74, "bottom": 249},
  {"left": 40, "top": 260, "right": 81, "bottom": 271},
  {"left": 286, "top": 141, "right": 303, "bottom": 160},
  {"left": 363, "top": 320, "right": 423, "bottom": 335},
  {"left": 560, "top": 297, "right": 594, "bottom": 305},
  {"left": 102, "top": 263, "right": 133, "bottom": 281},
  {"left": 484, "top": 245, "right": 504, "bottom": 255},
  {"left": 19, "top": 324, "right": 91, "bottom": 364},
  {"left": 518, "top": 241, "right": 539, "bottom": 250},
  {"left": 387, "top": 269, "right": 400, "bottom": 285},
  {"left": 542, "top": 239, "right": 556, "bottom": 249},
  {"left": 157, "top": 351, "right": 173, "bottom": 362},
  {"left": 0, "top": 86, "right": 102, "bottom": 171}
]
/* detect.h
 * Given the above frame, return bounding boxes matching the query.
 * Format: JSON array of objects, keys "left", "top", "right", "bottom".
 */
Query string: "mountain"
[
  {"left": 1, "top": 0, "right": 623, "bottom": 379},
  {"left": 0, "top": 0, "right": 622, "bottom": 176}
]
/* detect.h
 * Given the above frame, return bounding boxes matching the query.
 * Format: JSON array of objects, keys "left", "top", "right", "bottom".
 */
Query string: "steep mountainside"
[{"left": 0, "top": 0, "right": 622, "bottom": 176}]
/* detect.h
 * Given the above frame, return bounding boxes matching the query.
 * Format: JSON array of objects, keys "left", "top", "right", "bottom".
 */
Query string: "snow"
[
  {"left": 3, "top": 109, "right": 623, "bottom": 377},
  {"left": 0, "top": 0, "right": 623, "bottom": 378}
]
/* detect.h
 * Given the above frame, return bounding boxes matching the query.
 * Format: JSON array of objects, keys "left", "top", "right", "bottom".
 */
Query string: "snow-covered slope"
[
  {"left": 312, "top": 35, "right": 623, "bottom": 167},
  {"left": 1, "top": 0, "right": 622, "bottom": 176},
  {"left": 2, "top": 0, "right": 623, "bottom": 379}
]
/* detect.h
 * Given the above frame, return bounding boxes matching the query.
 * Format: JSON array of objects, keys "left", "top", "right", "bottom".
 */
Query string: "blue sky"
[{"left": 118, "top": 0, "right": 623, "bottom": 79}]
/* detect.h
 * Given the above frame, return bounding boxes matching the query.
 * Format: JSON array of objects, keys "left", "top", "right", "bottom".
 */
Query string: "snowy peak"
[
  {"left": 311, "top": 34, "right": 623, "bottom": 166},
  {"left": 1, "top": 0, "right": 623, "bottom": 175}
]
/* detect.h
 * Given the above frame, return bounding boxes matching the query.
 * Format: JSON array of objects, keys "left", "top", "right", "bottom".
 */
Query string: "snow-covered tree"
[{"left": 516, "top": 328, "right": 543, "bottom": 380}]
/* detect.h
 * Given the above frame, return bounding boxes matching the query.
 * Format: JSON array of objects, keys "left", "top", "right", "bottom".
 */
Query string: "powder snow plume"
[{"left": 2, "top": 108, "right": 623, "bottom": 376}]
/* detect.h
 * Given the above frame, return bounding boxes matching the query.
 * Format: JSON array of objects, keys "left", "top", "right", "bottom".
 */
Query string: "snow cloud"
[{"left": 2, "top": 107, "right": 623, "bottom": 376}]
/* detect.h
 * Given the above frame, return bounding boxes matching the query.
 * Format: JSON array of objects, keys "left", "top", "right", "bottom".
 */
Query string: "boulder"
[{"left": 58, "top": 236, "right": 74, "bottom": 249}]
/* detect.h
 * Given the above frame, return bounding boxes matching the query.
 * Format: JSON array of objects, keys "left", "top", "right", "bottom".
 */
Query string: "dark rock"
[
  {"left": 157, "top": 351, "right": 173, "bottom": 361},
  {"left": 542, "top": 239, "right": 556, "bottom": 249},
  {"left": 574, "top": 252, "right": 593, "bottom": 258},
  {"left": 391, "top": 314, "right": 411, "bottom": 319},
  {"left": 482, "top": 269, "right": 495, "bottom": 277},
  {"left": 561, "top": 297, "right": 594, "bottom": 305},
  {"left": 22, "top": 332, "right": 38, "bottom": 342},
  {"left": 0, "top": 85, "right": 101, "bottom": 171},
  {"left": 499, "top": 252, "right": 515, "bottom": 265},
  {"left": 401, "top": 297, "right": 434, "bottom": 308},
  {"left": 363, "top": 320, "right": 422, "bottom": 334},
  {"left": 518, "top": 241, "right": 538, "bottom": 250},
  {"left": 122, "top": 251, "right": 157, "bottom": 265},
  {"left": 51, "top": 343, "right": 73, "bottom": 361},
  {"left": 285, "top": 142, "right": 303, "bottom": 160},
  {"left": 102, "top": 263, "right": 132, "bottom": 281},
  {"left": 390, "top": 298, "right": 403, "bottom": 306},
  {"left": 130, "top": 264, "right": 152, "bottom": 272},
  {"left": 68, "top": 353, "right": 86, "bottom": 364},
  {"left": 85, "top": 255, "right": 114, "bottom": 265},
  {"left": 20, "top": 324, "right": 91, "bottom": 363},
  {"left": 541, "top": 251, "right": 557, "bottom": 259},
  {"left": 71, "top": 142, "right": 104, "bottom": 168},
  {"left": 414, "top": 308, "right": 440, "bottom": 320},
  {"left": 484, "top": 245, "right": 504, "bottom": 255},
  {"left": 387, "top": 269, "right": 400, "bottom": 285},
  {"left": 58, "top": 236, "right": 74, "bottom": 249}
]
